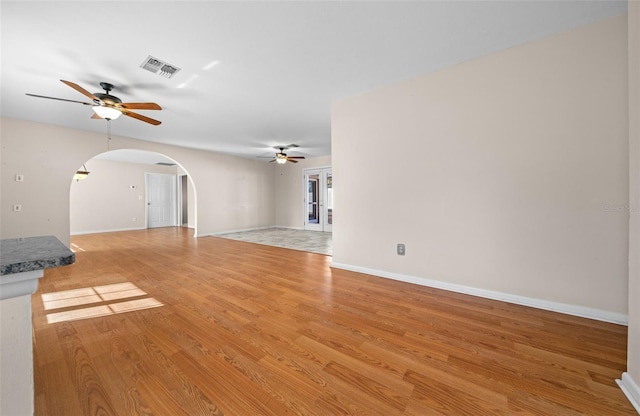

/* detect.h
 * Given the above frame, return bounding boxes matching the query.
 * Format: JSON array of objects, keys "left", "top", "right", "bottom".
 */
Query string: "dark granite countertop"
[{"left": 0, "top": 236, "right": 75, "bottom": 276}]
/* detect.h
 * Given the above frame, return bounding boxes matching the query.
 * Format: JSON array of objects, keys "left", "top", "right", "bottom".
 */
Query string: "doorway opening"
[{"left": 179, "top": 174, "right": 189, "bottom": 227}]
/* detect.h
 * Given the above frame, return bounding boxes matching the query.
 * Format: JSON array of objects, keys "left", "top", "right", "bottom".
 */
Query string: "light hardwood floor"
[{"left": 33, "top": 227, "right": 635, "bottom": 415}]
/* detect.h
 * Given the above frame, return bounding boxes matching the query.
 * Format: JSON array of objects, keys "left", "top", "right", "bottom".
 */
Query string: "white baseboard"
[
  {"left": 617, "top": 373, "right": 640, "bottom": 414},
  {"left": 330, "top": 262, "right": 628, "bottom": 325},
  {"left": 70, "top": 226, "right": 147, "bottom": 236}
]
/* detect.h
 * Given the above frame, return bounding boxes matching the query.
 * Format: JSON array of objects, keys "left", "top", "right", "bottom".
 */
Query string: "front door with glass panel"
[{"left": 304, "top": 168, "right": 332, "bottom": 232}]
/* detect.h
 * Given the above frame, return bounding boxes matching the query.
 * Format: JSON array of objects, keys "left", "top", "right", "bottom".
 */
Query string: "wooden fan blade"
[
  {"left": 26, "top": 93, "right": 93, "bottom": 105},
  {"left": 120, "top": 102, "right": 162, "bottom": 110},
  {"left": 287, "top": 156, "right": 305, "bottom": 159},
  {"left": 121, "top": 109, "right": 161, "bottom": 125},
  {"left": 287, "top": 159, "right": 299, "bottom": 163},
  {"left": 60, "top": 80, "right": 101, "bottom": 103},
  {"left": 268, "top": 159, "right": 276, "bottom": 163}
]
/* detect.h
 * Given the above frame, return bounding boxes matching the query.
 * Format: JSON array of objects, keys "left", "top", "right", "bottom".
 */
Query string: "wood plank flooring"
[{"left": 32, "top": 227, "right": 635, "bottom": 415}]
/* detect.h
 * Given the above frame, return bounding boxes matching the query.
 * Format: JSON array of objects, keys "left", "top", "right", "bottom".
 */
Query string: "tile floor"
[{"left": 216, "top": 227, "right": 332, "bottom": 256}]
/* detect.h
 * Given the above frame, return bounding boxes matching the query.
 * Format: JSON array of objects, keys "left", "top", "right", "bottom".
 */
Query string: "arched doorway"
[{"left": 69, "top": 149, "right": 197, "bottom": 236}]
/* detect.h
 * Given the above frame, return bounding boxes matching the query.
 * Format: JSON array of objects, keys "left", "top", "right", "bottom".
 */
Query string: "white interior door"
[
  {"left": 304, "top": 168, "right": 332, "bottom": 232},
  {"left": 146, "top": 173, "right": 177, "bottom": 228}
]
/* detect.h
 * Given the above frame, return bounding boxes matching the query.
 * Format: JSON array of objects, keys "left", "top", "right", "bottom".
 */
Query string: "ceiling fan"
[
  {"left": 259, "top": 145, "right": 306, "bottom": 164},
  {"left": 26, "top": 80, "right": 162, "bottom": 125}
]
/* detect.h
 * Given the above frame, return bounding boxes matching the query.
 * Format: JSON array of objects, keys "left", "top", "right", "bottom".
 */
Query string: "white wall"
[
  {"left": 623, "top": 1, "right": 640, "bottom": 411},
  {"left": 332, "top": 15, "right": 628, "bottom": 321},
  {"left": 70, "top": 159, "right": 177, "bottom": 234},
  {"left": 1, "top": 118, "right": 276, "bottom": 245},
  {"left": 275, "top": 155, "right": 332, "bottom": 228}
]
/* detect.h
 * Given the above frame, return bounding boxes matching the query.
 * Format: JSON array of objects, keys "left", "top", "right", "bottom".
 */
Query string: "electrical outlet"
[
  {"left": 15, "top": 174, "right": 24, "bottom": 182},
  {"left": 13, "top": 204, "right": 22, "bottom": 212},
  {"left": 397, "top": 243, "right": 405, "bottom": 256}
]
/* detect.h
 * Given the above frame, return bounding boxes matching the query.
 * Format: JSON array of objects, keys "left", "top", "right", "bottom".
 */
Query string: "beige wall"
[
  {"left": 1, "top": 118, "right": 276, "bottom": 245},
  {"left": 332, "top": 16, "right": 628, "bottom": 320},
  {"left": 625, "top": 0, "right": 640, "bottom": 409},
  {"left": 70, "top": 159, "right": 178, "bottom": 234},
  {"left": 275, "top": 155, "right": 332, "bottom": 228}
]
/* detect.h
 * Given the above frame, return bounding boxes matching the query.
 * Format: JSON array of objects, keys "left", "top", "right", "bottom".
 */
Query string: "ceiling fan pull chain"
[{"left": 107, "top": 119, "right": 112, "bottom": 150}]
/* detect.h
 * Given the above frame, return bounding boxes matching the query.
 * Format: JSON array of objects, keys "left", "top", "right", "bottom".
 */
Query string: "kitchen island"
[{"left": 0, "top": 235, "right": 74, "bottom": 416}]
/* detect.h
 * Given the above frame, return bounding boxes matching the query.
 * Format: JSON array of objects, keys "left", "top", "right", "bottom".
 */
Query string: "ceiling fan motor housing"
[
  {"left": 94, "top": 93, "right": 122, "bottom": 105},
  {"left": 95, "top": 83, "right": 122, "bottom": 106}
]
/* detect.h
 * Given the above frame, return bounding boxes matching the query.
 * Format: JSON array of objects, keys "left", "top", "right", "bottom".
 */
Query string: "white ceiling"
[{"left": 0, "top": 1, "right": 627, "bottom": 162}]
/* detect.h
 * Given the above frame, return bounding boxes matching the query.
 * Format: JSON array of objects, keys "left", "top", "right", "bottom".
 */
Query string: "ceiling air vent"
[
  {"left": 140, "top": 55, "right": 181, "bottom": 79},
  {"left": 155, "top": 162, "right": 176, "bottom": 166}
]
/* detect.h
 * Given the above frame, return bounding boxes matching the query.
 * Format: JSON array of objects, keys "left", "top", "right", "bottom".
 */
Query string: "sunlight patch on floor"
[
  {"left": 42, "top": 282, "right": 163, "bottom": 324},
  {"left": 70, "top": 243, "right": 85, "bottom": 252}
]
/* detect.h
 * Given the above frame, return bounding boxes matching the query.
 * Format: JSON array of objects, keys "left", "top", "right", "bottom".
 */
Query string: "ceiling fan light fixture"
[
  {"left": 276, "top": 154, "right": 287, "bottom": 164},
  {"left": 74, "top": 164, "right": 90, "bottom": 182},
  {"left": 92, "top": 106, "right": 122, "bottom": 120}
]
